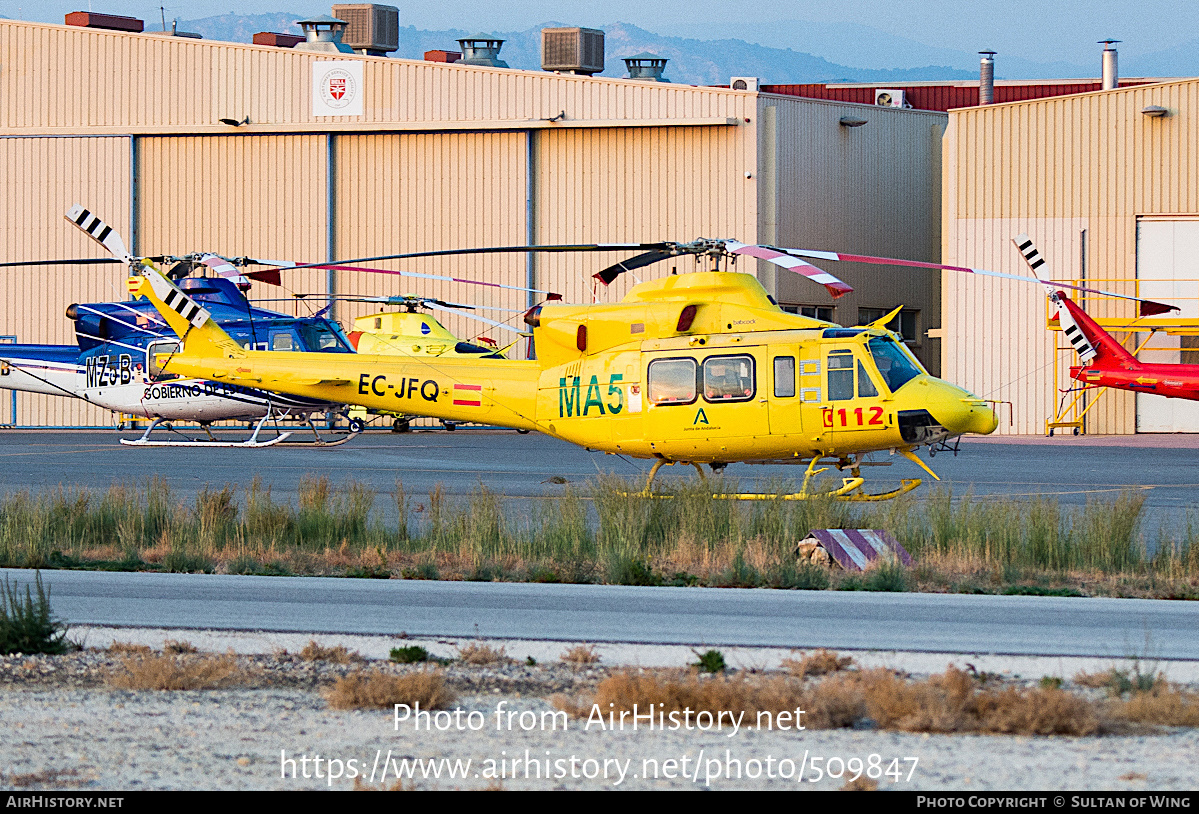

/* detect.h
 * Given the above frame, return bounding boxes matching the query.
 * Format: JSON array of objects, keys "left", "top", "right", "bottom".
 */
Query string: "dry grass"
[
  {"left": 105, "top": 641, "right": 152, "bottom": 655},
  {"left": 325, "top": 669, "right": 455, "bottom": 711},
  {"left": 555, "top": 669, "right": 807, "bottom": 723},
  {"left": 0, "top": 768, "right": 86, "bottom": 788},
  {"left": 781, "top": 649, "right": 855, "bottom": 678},
  {"left": 352, "top": 776, "right": 413, "bottom": 791},
  {"left": 1074, "top": 668, "right": 1119, "bottom": 689},
  {"left": 560, "top": 644, "right": 601, "bottom": 665},
  {"left": 104, "top": 653, "right": 251, "bottom": 690},
  {"left": 841, "top": 776, "right": 879, "bottom": 791},
  {"left": 557, "top": 665, "right": 1107, "bottom": 736},
  {"left": 1108, "top": 683, "right": 1199, "bottom": 727},
  {"left": 457, "top": 642, "right": 509, "bottom": 665},
  {"left": 299, "top": 640, "right": 366, "bottom": 664},
  {"left": 846, "top": 667, "right": 1102, "bottom": 735}
]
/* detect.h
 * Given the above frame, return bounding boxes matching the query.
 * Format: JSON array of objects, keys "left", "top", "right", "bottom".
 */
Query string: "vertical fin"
[
  {"left": 1054, "top": 296, "right": 1098, "bottom": 363},
  {"left": 131, "top": 268, "right": 244, "bottom": 359},
  {"left": 1012, "top": 234, "right": 1098, "bottom": 364}
]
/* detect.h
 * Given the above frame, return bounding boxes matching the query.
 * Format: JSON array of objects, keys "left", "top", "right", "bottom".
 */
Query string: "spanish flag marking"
[{"left": 453, "top": 383, "right": 482, "bottom": 407}]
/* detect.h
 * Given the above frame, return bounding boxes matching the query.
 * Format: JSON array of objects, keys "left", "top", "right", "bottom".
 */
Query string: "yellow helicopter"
[
  {"left": 343, "top": 294, "right": 522, "bottom": 432},
  {"left": 129, "top": 236, "right": 1000, "bottom": 499}
]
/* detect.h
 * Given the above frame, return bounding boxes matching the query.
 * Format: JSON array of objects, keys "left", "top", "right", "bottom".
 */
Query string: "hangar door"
[{"left": 1136, "top": 217, "right": 1199, "bottom": 433}]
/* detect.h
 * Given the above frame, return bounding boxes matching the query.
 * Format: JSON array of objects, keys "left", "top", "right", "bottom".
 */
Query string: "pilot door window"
[
  {"left": 647, "top": 358, "right": 698, "bottom": 405},
  {"left": 827, "top": 351, "right": 854, "bottom": 400},
  {"left": 774, "top": 357, "right": 796, "bottom": 398},
  {"left": 829, "top": 351, "right": 882, "bottom": 400},
  {"left": 702, "top": 355, "right": 755, "bottom": 402},
  {"left": 270, "top": 331, "right": 295, "bottom": 352}
]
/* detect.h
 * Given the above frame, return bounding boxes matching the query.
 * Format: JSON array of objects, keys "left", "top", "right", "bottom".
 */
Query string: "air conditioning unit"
[
  {"left": 730, "top": 77, "right": 760, "bottom": 92},
  {"left": 874, "top": 88, "right": 905, "bottom": 108},
  {"left": 331, "top": 4, "right": 399, "bottom": 55},
  {"left": 541, "top": 27, "right": 605, "bottom": 75}
]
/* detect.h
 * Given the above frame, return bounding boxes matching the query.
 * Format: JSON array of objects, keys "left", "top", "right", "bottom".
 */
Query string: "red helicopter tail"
[{"left": 1052, "top": 293, "right": 1140, "bottom": 370}]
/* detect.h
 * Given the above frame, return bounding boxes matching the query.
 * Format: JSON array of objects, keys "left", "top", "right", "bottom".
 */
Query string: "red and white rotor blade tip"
[
  {"left": 65, "top": 205, "right": 131, "bottom": 264},
  {"left": 199, "top": 254, "right": 250, "bottom": 286},
  {"left": 725, "top": 241, "right": 853, "bottom": 299},
  {"left": 778, "top": 241, "right": 1177, "bottom": 317}
]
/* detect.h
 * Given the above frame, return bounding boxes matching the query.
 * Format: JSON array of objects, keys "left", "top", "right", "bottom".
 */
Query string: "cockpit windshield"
[
  {"left": 297, "top": 320, "right": 354, "bottom": 353},
  {"left": 867, "top": 336, "right": 923, "bottom": 392}
]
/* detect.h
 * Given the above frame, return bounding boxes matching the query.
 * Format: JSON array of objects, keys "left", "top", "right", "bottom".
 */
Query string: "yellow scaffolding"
[{"left": 1044, "top": 278, "right": 1199, "bottom": 436}]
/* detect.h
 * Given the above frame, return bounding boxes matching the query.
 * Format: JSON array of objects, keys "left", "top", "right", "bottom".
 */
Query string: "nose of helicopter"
[{"left": 925, "top": 378, "right": 999, "bottom": 437}]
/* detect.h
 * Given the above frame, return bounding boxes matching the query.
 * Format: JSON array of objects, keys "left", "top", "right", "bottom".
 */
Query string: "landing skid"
[
  {"left": 119, "top": 413, "right": 360, "bottom": 448},
  {"left": 634, "top": 451, "right": 933, "bottom": 501}
]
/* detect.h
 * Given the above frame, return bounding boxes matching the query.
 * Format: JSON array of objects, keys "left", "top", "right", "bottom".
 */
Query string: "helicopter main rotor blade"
[
  {"left": 724, "top": 241, "right": 853, "bottom": 299},
  {"left": 241, "top": 261, "right": 565, "bottom": 298},
  {"left": 423, "top": 302, "right": 523, "bottom": 334},
  {"left": 593, "top": 250, "right": 675, "bottom": 285},
  {"left": 357, "top": 295, "right": 476, "bottom": 310},
  {"left": 0, "top": 258, "right": 121, "bottom": 268},
  {"left": 276, "top": 243, "right": 666, "bottom": 273},
  {"left": 776, "top": 244, "right": 1177, "bottom": 317}
]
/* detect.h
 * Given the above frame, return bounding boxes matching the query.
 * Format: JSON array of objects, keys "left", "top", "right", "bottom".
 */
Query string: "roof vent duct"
[
  {"left": 1100, "top": 39, "right": 1119, "bottom": 90},
  {"left": 331, "top": 4, "right": 399, "bottom": 56},
  {"left": 623, "top": 52, "right": 669, "bottom": 82},
  {"left": 541, "top": 27, "right": 605, "bottom": 75},
  {"left": 64, "top": 11, "right": 143, "bottom": 32},
  {"left": 294, "top": 15, "right": 355, "bottom": 53},
  {"left": 457, "top": 34, "right": 509, "bottom": 68},
  {"left": 979, "top": 50, "right": 996, "bottom": 105}
]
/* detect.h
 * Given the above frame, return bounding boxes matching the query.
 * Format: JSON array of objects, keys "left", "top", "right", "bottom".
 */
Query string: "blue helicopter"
[{"left": 0, "top": 207, "right": 362, "bottom": 446}]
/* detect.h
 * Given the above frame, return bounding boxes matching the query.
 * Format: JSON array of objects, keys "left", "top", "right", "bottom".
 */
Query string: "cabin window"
[
  {"left": 703, "top": 355, "right": 755, "bottom": 402},
  {"left": 147, "top": 340, "right": 181, "bottom": 381},
  {"left": 270, "top": 331, "right": 294, "bottom": 352},
  {"left": 647, "top": 358, "right": 697, "bottom": 405},
  {"left": 773, "top": 356, "right": 796, "bottom": 398},
  {"left": 857, "top": 361, "right": 879, "bottom": 398},
  {"left": 827, "top": 350, "right": 855, "bottom": 401}
]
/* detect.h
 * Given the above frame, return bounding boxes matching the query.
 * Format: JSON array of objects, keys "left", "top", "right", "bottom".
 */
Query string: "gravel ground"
[{"left": 2, "top": 628, "right": 1198, "bottom": 792}]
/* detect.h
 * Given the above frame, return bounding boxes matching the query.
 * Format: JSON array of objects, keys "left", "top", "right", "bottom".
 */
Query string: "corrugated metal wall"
[
  {"left": 534, "top": 125, "right": 757, "bottom": 305},
  {"left": 943, "top": 79, "right": 1199, "bottom": 434},
  {"left": 331, "top": 131, "right": 529, "bottom": 340},
  {"left": 1, "top": 135, "right": 131, "bottom": 426},
  {"left": 138, "top": 135, "right": 330, "bottom": 302},
  {"left": 0, "top": 19, "right": 749, "bottom": 131},
  {"left": 766, "top": 97, "right": 946, "bottom": 372}
]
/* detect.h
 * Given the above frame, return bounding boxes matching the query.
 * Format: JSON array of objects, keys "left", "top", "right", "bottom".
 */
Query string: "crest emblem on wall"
[{"left": 312, "top": 62, "right": 363, "bottom": 116}]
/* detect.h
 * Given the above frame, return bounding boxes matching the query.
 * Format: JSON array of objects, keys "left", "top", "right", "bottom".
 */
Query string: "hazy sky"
[{"left": 4, "top": 0, "right": 1195, "bottom": 64}]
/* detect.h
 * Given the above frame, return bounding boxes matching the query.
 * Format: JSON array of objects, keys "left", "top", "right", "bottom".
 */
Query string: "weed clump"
[
  {"left": 0, "top": 573, "right": 71, "bottom": 655},
  {"left": 299, "top": 641, "right": 366, "bottom": 664},
  {"left": 560, "top": 644, "right": 601, "bottom": 665},
  {"left": 326, "top": 670, "right": 454, "bottom": 710},
  {"left": 457, "top": 642, "right": 508, "bottom": 665},
  {"left": 691, "top": 649, "right": 727, "bottom": 674},
  {"left": 105, "top": 653, "right": 249, "bottom": 690},
  {"left": 781, "top": 649, "right": 855, "bottom": 678},
  {"left": 558, "top": 665, "right": 1108, "bottom": 736},
  {"left": 390, "top": 645, "right": 430, "bottom": 664}
]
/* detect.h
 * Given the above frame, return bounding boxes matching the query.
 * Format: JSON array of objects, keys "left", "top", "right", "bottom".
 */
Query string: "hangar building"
[
  {"left": 941, "top": 78, "right": 1199, "bottom": 435},
  {"left": 1, "top": 14, "right": 945, "bottom": 428}
]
